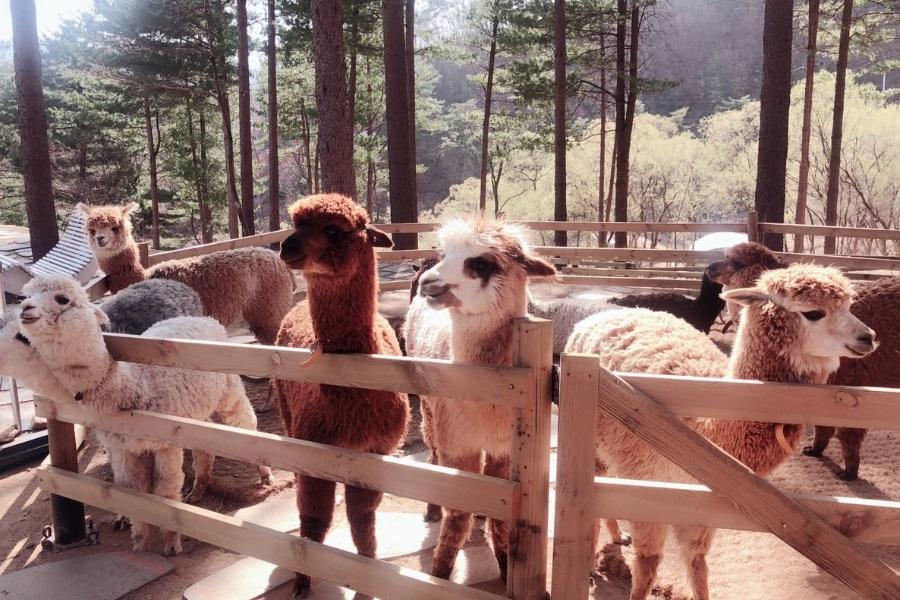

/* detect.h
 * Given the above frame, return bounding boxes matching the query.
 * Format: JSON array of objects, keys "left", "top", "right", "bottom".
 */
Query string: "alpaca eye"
[
  {"left": 54, "top": 295, "right": 70, "bottom": 306},
  {"left": 111, "top": 226, "right": 119, "bottom": 233},
  {"left": 89, "top": 229, "right": 96, "bottom": 236},
  {"left": 801, "top": 310, "right": 825, "bottom": 321},
  {"left": 323, "top": 226, "right": 343, "bottom": 241}
]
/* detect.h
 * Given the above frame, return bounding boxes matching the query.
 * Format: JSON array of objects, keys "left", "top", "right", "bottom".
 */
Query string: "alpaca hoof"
[
  {"left": 184, "top": 490, "right": 204, "bottom": 505},
  {"left": 839, "top": 470, "right": 859, "bottom": 481},
  {"left": 802, "top": 445, "right": 824, "bottom": 457},
  {"left": 431, "top": 564, "right": 452, "bottom": 580},
  {"left": 131, "top": 536, "right": 149, "bottom": 553},
  {"left": 292, "top": 575, "right": 311, "bottom": 599},
  {"left": 260, "top": 469, "right": 275, "bottom": 487},
  {"left": 497, "top": 554, "right": 508, "bottom": 583},
  {"left": 614, "top": 533, "right": 632, "bottom": 547},
  {"left": 162, "top": 539, "right": 183, "bottom": 557},
  {"left": 424, "top": 505, "right": 443, "bottom": 523},
  {"left": 111, "top": 515, "right": 131, "bottom": 530}
]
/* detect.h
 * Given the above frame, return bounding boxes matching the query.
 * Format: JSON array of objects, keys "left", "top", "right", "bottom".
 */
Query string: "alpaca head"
[
  {"left": 417, "top": 218, "right": 556, "bottom": 318},
  {"left": 279, "top": 194, "right": 392, "bottom": 283},
  {"left": 77, "top": 202, "right": 138, "bottom": 258},
  {"left": 707, "top": 242, "right": 785, "bottom": 320},
  {"left": 723, "top": 264, "right": 876, "bottom": 365},
  {"left": 0, "top": 309, "right": 40, "bottom": 382},
  {"left": 18, "top": 275, "right": 109, "bottom": 348}
]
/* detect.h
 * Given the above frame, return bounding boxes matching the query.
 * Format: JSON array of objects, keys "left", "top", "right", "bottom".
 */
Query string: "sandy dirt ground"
[{"left": 2, "top": 286, "right": 899, "bottom": 599}]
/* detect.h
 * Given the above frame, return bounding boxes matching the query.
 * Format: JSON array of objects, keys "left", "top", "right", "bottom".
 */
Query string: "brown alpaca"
[
  {"left": 708, "top": 241, "right": 900, "bottom": 480},
  {"left": 77, "top": 203, "right": 294, "bottom": 344},
  {"left": 272, "top": 194, "right": 409, "bottom": 599},
  {"left": 566, "top": 264, "right": 876, "bottom": 600},
  {"left": 407, "top": 218, "right": 556, "bottom": 581}
]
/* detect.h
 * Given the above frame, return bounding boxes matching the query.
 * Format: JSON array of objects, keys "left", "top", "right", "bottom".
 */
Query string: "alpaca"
[
  {"left": 77, "top": 202, "right": 294, "bottom": 344},
  {"left": 565, "top": 264, "right": 876, "bottom": 600},
  {"left": 272, "top": 194, "right": 409, "bottom": 599},
  {"left": 18, "top": 275, "right": 273, "bottom": 555},
  {"left": 409, "top": 218, "right": 556, "bottom": 581},
  {"left": 100, "top": 279, "right": 202, "bottom": 334},
  {"left": 606, "top": 271, "right": 725, "bottom": 333},
  {"left": 708, "top": 241, "right": 900, "bottom": 480}
]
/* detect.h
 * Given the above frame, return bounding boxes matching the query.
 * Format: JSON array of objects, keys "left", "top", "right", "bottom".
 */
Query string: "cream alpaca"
[
  {"left": 18, "top": 276, "right": 273, "bottom": 555},
  {"left": 565, "top": 264, "right": 875, "bottom": 600},
  {"left": 78, "top": 202, "right": 294, "bottom": 344},
  {"left": 407, "top": 218, "right": 555, "bottom": 581}
]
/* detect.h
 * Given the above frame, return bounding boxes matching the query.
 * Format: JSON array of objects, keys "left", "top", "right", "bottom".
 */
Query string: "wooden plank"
[
  {"left": 593, "top": 477, "right": 900, "bottom": 546},
  {"left": 759, "top": 222, "right": 900, "bottom": 241},
  {"left": 551, "top": 354, "right": 600, "bottom": 600},
  {"left": 35, "top": 467, "right": 503, "bottom": 600},
  {"left": 379, "top": 279, "right": 411, "bottom": 292},
  {"left": 147, "top": 230, "right": 291, "bottom": 266},
  {"left": 35, "top": 398, "right": 516, "bottom": 521},
  {"left": 593, "top": 365, "right": 900, "bottom": 600},
  {"left": 137, "top": 242, "right": 150, "bottom": 268},
  {"left": 373, "top": 222, "right": 440, "bottom": 234},
  {"left": 535, "top": 246, "right": 726, "bottom": 264},
  {"left": 46, "top": 414, "right": 85, "bottom": 545},
  {"left": 377, "top": 249, "right": 438, "bottom": 262},
  {"left": 617, "top": 373, "right": 900, "bottom": 431},
  {"left": 373, "top": 222, "right": 747, "bottom": 234},
  {"left": 101, "top": 333, "right": 529, "bottom": 407},
  {"left": 557, "top": 275, "right": 700, "bottom": 291},
  {"left": 507, "top": 317, "right": 553, "bottom": 600},
  {"left": 779, "top": 252, "right": 900, "bottom": 272},
  {"left": 560, "top": 267, "right": 705, "bottom": 279},
  {"left": 746, "top": 211, "right": 759, "bottom": 243}
]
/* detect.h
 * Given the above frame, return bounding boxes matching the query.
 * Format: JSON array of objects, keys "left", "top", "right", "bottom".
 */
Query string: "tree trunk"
[
  {"left": 365, "top": 57, "right": 376, "bottom": 217},
  {"left": 11, "top": 0, "right": 58, "bottom": 259},
  {"left": 606, "top": 139, "right": 616, "bottom": 224},
  {"left": 824, "top": 0, "right": 853, "bottom": 255},
  {"left": 310, "top": 0, "right": 357, "bottom": 198},
  {"left": 199, "top": 105, "right": 212, "bottom": 243},
  {"left": 613, "top": 0, "right": 639, "bottom": 248},
  {"left": 553, "top": 0, "right": 568, "bottom": 247},
  {"left": 237, "top": 0, "right": 254, "bottom": 235},
  {"left": 202, "top": 0, "right": 242, "bottom": 238},
  {"left": 598, "top": 33, "right": 607, "bottom": 246},
  {"left": 478, "top": 15, "right": 499, "bottom": 214},
  {"left": 794, "top": 0, "right": 819, "bottom": 253},
  {"left": 383, "top": 0, "right": 418, "bottom": 249},
  {"left": 406, "top": 0, "right": 417, "bottom": 205},
  {"left": 299, "top": 97, "right": 313, "bottom": 194},
  {"left": 754, "top": 0, "right": 794, "bottom": 252},
  {"left": 185, "top": 96, "right": 210, "bottom": 244},
  {"left": 267, "top": 0, "right": 280, "bottom": 233},
  {"left": 348, "top": 10, "right": 358, "bottom": 138},
  {"left": 143, "top": 97, "right": 161, "bottom": 249}
]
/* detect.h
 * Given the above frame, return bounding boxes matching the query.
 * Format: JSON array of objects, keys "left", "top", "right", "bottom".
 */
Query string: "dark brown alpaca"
[
  {"left": 708, "top": 241, "right": 900, "bottom": 480},
  {"left": 273, "top": 194, "right": 409, "bottom": 599}
]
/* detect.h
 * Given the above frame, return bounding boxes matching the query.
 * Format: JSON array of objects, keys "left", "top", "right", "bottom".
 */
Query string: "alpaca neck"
[
  {"left": 35, "top": 331, "right": 116, "bottom": 400},
  {"left": 306, "top": 252, "right": 379, "bottom": 354},
  {"left": 98, "top": 242, "right": 146, "bottom": 292},
  {"left": 449, "top": 309, "right": 517, "bottom": 367}
]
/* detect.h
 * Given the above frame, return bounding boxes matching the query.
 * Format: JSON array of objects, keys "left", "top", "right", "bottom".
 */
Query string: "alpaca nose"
[
  {"left": 419, "top": 274, "right": 448, "bottom": 298},
  {"left": 19, "top": 303, "right": 38, "bottom": 324},
  {"left": 96, "top": 235, "right": 106, "bottom": 246},
  {"left": 857, "top": 331, "right": 875, "bottom": 346}
]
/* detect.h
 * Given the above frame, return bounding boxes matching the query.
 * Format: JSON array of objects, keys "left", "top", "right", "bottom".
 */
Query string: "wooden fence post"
[
  {"left": 551, "top": 354, "right": 599, "bottom": 600},
  {"left": 508, "top": 317, "right": 553, "bottom": 600},
  {"left": 746, "top": 211, "right": 759, "bottom": 244},
  {"left": 45, "top": 397, "right": 86, "bottom": 545},
  {"left": 137, "top": 241, "right": 150, "bottom": 268},
  {"left": 594, "top": 365, "right": 900, "bottom": 599}
]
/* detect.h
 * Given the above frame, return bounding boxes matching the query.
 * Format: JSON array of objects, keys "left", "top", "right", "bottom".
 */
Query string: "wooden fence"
[
  {"left": 35, "top": 318, "right": 554, "bottom": 600},
  {"left": 551, "top": 354, "right": 900, "bottom": 600}
]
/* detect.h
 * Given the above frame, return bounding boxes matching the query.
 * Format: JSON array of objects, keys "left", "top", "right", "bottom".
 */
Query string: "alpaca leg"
[
  {"left": 293, "top": 475, "right": 336, "bottom": 599},
  {"left": 627, "top": 521, "right": 667, "bottom": 600},
  {"left": 836, "top": 427, "right": 867, "bottom": 480},
  {"left": 153, "top": 447, "right": 186, "bottom": 556},
  {"left": 483, "top": 454, "right": 510, "bottom": 581},
  {"left": 803, "top": 425, "right": 835, "bottom": 457},
  {"left": 673, "top": 525, "right": 714, "bottom": 600},
  {"left": 111, "top": 451, "right": 153, "bottom": 547},
  {"left": 185, "top": 450, "right": 215, "bottom": 504},
  {"left": 595, "top": 458, "right": 630, "bottom": 546},
  {"left": 423, "top": 449, "right": 443, "bottom": 523},
  {"left": 431, "top": 452, "right": 481, "bottom": 580},
  {"left": 345, "top": 485, "right": 382, "bottom": 558},
  {"left": 216, "top": 392, "right": 274, "bottom": 486},
  {"left": 420, "top": 398, "right": 442, "bottom": 522}
]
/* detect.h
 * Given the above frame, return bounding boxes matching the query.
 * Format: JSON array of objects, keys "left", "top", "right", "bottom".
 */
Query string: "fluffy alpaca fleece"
[
  {"left": 606, "top": 271, "right": 725, "bottom": 334},
  {"left": 709, "top": 242, "right": 899, "bottom": 480},
  {"left": 18, "top": 276, "right": 273, "bottom": 555},
  {"left": 273, "top": 194, "right": 409, "bottom": 599},
  {"left": 406, "top": 218, "right": 556, "bottom": 581},
  {"left": 565, "top": 264, "right": 875, "bottom": 600},
  {"left": 101, "top": 279, "right": 202, "bottom": 334},
  {"left": 77, "top": 202, "right": 294, "bottom": 344}
]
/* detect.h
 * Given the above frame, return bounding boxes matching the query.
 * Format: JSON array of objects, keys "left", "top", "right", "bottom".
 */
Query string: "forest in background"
[{"left": 1, "top": 0, "right": 898, "bottom": 255}]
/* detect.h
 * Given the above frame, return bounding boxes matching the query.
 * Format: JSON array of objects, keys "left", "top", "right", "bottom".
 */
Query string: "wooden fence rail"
[
  {"left": 551, "top": 353, "right": 900, "bottom": 600},
  {"left": 38, "top": 318, "right": 554, "bottom": 600}
]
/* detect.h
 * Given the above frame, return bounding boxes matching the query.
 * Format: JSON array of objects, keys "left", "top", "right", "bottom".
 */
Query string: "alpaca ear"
[
  {"left": 520, "top": 254, "right": 557, "bottom": 278},
  {"left": 366, "top": 225, "right": 393, "bottom": 248},
  {"left": 721, "top": 288, "right": 771, "bottom": 307},
  {"left": 92, "top": 305, "right": 111, "bottom": 328},
  {"left": 76, "top": 202, "right": 91, "bottom": 215},
  {"left": 121, "top": 202, "right": 139, "bottom": 217}
]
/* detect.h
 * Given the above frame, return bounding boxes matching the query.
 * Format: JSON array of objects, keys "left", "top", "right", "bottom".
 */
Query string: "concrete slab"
[
  {"left": 230, "top": 493, "right": 343, "bottom": 533},
  {"left": 0, "top": 551, "right": 172, "bottom": 600},
  {"left": 326, "top": 511, "right": 440, "bottom": 558}
]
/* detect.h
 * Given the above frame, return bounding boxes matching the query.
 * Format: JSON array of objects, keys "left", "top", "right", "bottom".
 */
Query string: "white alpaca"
[
  {"left": 17, "top": 275, "right": 273, "bottom": 555},
  {"left": 404, "top": 218, "right": 556, "bottom": 580},
  {"left": 564, "top": 264, "right": 876, "bottom": 600}
]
